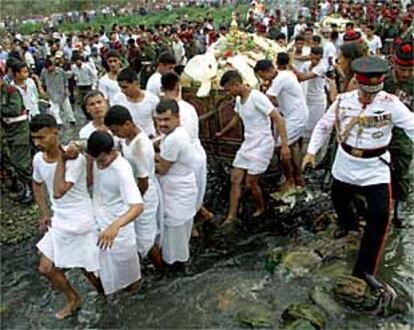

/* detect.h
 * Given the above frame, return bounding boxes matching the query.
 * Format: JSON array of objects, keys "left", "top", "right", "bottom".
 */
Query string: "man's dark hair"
[
  {"left": 254, "top": 59, "right": 274, "bottom": 73},
  {"left": 161, "top": 72, "right": 180, "bottom": 91},
  {"left": 30, "top": 114, "right": 58, "bottom": 132},
  {"left": 295, "top": 35, "right": 305, "bottom": 43},
  {"left": 304, "top": 27, "right": 314, "bottom": 33},
  {"left": 312, "top": 35, "right": 321, "bottom": 44},
  {"left": 157, "top": 51, "right": 176, "bottom": 65},
  {"left": 275, "top": 33, "right": 286, "bottom": 41},
  {"left": 44, "top": 58, "right": 54, "bottom": 68},
  {"left": 117, "top": 67, "right": 138, "bottom": 83},
  {"left": 72, "top": 53, "right": 82, "bottom": 62},
  {"left": 220, "top": 70, "right": 243, "bottom": 87},
  {"left": 87, "top": 130, "right": 114, "bottom": 158},
  {"left": 155, "top": 98, "right": 180, "bottom": 115},
  {"left": 106, "top": 49, "right": 121, "bottom": 59},
  {"left": 276, "top": 52, "right": 290, "bottom": 66},
  {"left": 367, "top": 24, "right": 375, "bottom": 31},
  {"left": 311, "top": 46, "right": 324, "bottom": 56},
  {"left": 346, "top": 22, "right": 354, "bottom": 29},
  {"left": 5, "top": 57, "right": 19, "bottom": 71},
  {"left": 11, "top": 61, "right": 27, "bottom": 75},
  {"left": 104, "top": 105, "right": 133, "bottom": 126},
  {"left": 330, "top": 31, "right": 339, "bottom": 40}
]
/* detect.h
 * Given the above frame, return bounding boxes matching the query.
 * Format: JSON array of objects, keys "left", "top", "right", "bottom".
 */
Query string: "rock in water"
[
  {"left": 282, "top": 303, "right": 326, "bottom": 329},
  {"left": 236, "top": 304, "right": 273, "bottom": 328},
  {"left": 286, "top": 319, "right": 318, "bottom": 330},
  {"left": 309, "top": 287, "right": 344, "bottom": 319},
  {"left": 282, "top": 251, "right": 322, "bottom": 276},
  {"left": 334, "top": 275, "right": 367, "bottom": 307}
]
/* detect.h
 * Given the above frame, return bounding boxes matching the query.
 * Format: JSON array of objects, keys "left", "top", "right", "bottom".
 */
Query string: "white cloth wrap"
[
  {"left": 303, "top": 93, "right": 327, "bottom": 139},
  {"left": 161, "top": 218, "right": 193, "bottom": 265},
  {"left": 98, "top": 229, "right": 141, "bottom": 295},
  {"left": 158, "top": 172, "right": 198, "bottom": 227},
  {"left": 37, "top": 227, "right": 100, "bottom": 272},
  {"left": 135, "top": 177, "right": 161, "bottom": 257},
  {"left": 233, "top": 130, "right": 275, "bottom": 175}
]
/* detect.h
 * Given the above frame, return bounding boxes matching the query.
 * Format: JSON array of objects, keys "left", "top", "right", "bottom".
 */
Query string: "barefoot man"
[
  {"left": 87, "top": 130, "right": 145, "bottom": 295},
  {"left": 31, "top": 114, "right": 101, "bottom": 320},
  {"left": 216, "top": 70, "right": 291, "bottom": 225}
]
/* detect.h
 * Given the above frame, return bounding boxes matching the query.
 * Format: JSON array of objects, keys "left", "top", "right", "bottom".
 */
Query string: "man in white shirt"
[
  {"left": 171, "top": 30, "right": 186, "bottom": 66},
  {"left": 293, "top": 15, "right": 307, "bottom": 38},
  {"left": 323, "top": 31, "right": 339, "bottom": 67},
  {"left": 161, "top": 72, "right": 213, "bottom": 223},
  {"left": 216, "top": 70, "right": 291, "bottom": 224},
  {"left": 364, "top": 24, "right": 382, "bottom": 56},
  {"left": 31, "top": 114, "right": 101, "bottom": 320},
  {"left": 11, "top": 61, "right": 40, "bottom": 118},
  {"left": 303, "top": 56, "right": 414, "bottom": 287},
  {"left": 104, "top": 105, "right": 163, "bottom": 271},
  {"left": 98, "top": 50, "right": 122, "bottom": 105},
  {"left": 113, "top": 67, "right": 159, "bottom": 138},
  {"left": 254, "top": 54, "right": 309, "bottom": 191},
  {"left": 71, "top": 53, "right": 97, "bottom": 109},
  {"left": 146, "top": 51, "right": 176, "bottom": 98},
  {"left": 87, "top": 130, "right": 144, "bottom": 295},
  {"left": 154, "top": 99, "right": 198, "bottom": 269},
  {"left": 294, "top": 47, "right": 328, "bottom": 140}
]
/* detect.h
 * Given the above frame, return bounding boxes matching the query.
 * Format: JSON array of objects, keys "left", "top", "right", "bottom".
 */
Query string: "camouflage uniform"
[
  {"left": 384, "top": 75, "right": 413, "bottom": 203},
  {"left": 0, "top": 82, "right": 32, "bottom": 192}
]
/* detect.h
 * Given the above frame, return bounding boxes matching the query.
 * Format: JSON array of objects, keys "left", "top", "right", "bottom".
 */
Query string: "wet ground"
[{"left": 1, "top": 113, "right": 414, "bottom": 329}]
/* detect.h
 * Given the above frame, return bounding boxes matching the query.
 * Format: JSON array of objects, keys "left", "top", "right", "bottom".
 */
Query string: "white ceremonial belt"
[{"left": 3, "top": 114, "right": 28, "bottom": 124}]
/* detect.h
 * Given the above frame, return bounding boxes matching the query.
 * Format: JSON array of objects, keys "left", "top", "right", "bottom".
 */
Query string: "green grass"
[{"left": 15, "top": 5, "right": 249, "bottom": 35}]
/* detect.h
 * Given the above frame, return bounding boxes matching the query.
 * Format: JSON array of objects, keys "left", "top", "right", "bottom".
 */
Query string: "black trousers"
[{"left": 331, "top": 178, "right": 391, "bottom": 277}]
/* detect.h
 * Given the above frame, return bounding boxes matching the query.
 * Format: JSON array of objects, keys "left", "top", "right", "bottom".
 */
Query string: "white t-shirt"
[
  {"left": 303, "top": 61, "right": 328, "bottom": 96},
  {"left": 121, "top": 129, "right": 156, "bottom": 180},
  {"left": 92, "top": 154, "right": 143, "bottom": 237},
  {"left": 145, "top": 72, "right": 162, "bottom": 98},
  {"left": 112, "top": 91, "right": 159, "bottom": 137},
  {"left": 13, "top": 78, "right": 39, "bottom": 116},
  {"left": 98, "top": 73, "right": 121, "bottom": 105},
  {"left": 178, "top": 100, "right": 200, "bottom": 146},
  {"left": 235, "top": 90, "right": 273, "bottom": 140},
  {"left": 323, "top": 41, "right": 338, "bottom": 65},
  {"left": 160, "top": 127, "right": 195, "bottom": 177},
  {"left": 32, "top": 152, "right": 95, "bottom": 234},
  {"left": 293, "top": 46, "right": 311, "bottom": 72},
  {"left": 267, "top": 70, "right": 309, "bottom": 144},
  {"left": 364, "top": 35, "right": 382, "bottom": 55}
]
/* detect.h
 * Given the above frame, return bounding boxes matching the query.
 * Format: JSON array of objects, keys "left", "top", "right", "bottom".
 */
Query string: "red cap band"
[
  {"left": 394, "top": 56, "right": 414, "bottom": 66},
  {"left": 355, "top": 73, "right": 384, "bottom": 85}
]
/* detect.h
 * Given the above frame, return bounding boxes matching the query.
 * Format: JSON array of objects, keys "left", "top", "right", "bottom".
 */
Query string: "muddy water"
[{"left": 1, "top": 118, "right": 413, "bottom": 329}]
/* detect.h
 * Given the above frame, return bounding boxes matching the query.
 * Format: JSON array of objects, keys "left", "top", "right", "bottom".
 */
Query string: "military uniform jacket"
[
  {"left": 0, "top": 83, "right": 27, "bottom": 123},
  {"left": 308, "top": 90, "right": 414, "bottom": 186},
  {"left": 384, "top": 75, "right": 413, "bottom": 111}
]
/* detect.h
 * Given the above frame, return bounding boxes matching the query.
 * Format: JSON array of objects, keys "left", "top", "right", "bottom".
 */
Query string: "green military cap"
[
  {"left": 351, "top": 56, "right": 389, "bottom": 93},
  {"left": 394, "top": 41, "right": 414, "bottom": 67}
]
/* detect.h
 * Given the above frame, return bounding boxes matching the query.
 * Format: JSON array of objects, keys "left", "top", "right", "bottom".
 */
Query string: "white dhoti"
[
  {"left": 233, "top": 132, "right": 275, "bottom": 175},
  {"left": 161, "top": 218, "right": 193, "bottom": 265},
  {"left": 158, "top": 172, "right": 197, "bottom": 264},
  {"left": 36, "top": 227, "right": 100, "bottom": 272},
  {"left": 135, "top": 178, "right": 160, "bottom": 258},
  {"left": 304, "top": 94, "right": 327, "bottom": 140},
  {"left": 193, "top": 143, "right": 207, "bottom": 211},
  {"left": 98, "top": 227, "right": 141, "bottom": 295}
]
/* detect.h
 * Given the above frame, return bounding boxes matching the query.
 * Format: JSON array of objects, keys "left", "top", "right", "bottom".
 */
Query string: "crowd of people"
[{"left": 0, "top": 0, "right": 413, "bottom": 321}]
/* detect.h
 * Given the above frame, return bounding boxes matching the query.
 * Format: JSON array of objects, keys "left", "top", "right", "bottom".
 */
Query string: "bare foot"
[
  {"left": 219, "top": 217, "right": 236, "bottom": 228},
  {"left": 123, "top": 278, "right": 143, "bottom": 294},
  {"left": 55, "top": 297, "right": 81, "bottom": 320},
  {"left": 191, "top": 226, "right": 200, "bottom": 238},
  {"left": 278, "top": 181, "right": 296, "bottom": 195},
  {"left": 295, "top": 176, "right": 305, "bottom": 188},
  {"left": 252, "top": 209, "right": 265, "bottom": 218},
  {"left": 195, "top": 207, "right": 214, "bottom": 223}
]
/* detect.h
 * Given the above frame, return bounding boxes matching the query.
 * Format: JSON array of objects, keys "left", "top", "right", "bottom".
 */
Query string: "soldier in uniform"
[
  {"left": 303, "top": 56, "right": 414, "bottom": 286},
  {"left": 0, "top": 76, "right": 32, "bottom": 203},
  {"left": 384, "top": 41, "right": 414, "bottom": 227}
]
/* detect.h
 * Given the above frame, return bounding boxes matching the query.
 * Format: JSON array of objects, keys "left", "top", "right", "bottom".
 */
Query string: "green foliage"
[{"left": 14, "top": 4, "right": 249, "bottom": 35}]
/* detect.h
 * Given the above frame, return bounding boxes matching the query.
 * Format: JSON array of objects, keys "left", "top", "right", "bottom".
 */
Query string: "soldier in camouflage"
[
  {"left": 0, "top": 76, "right": 33, "bottom": 204},
  {"left": 384, "top": 41, "right": 414, "bottom": 227}
]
